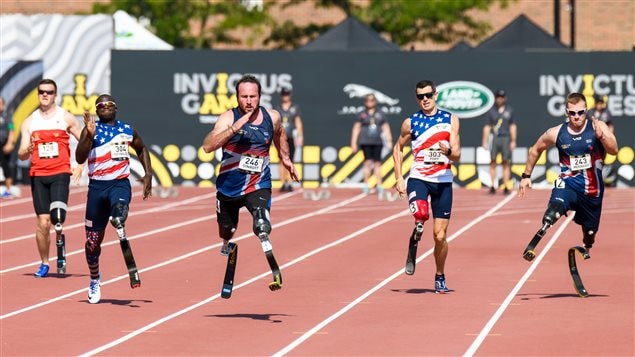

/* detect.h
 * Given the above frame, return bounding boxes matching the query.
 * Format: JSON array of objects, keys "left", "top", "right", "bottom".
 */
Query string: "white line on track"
[
  {"left": 0, "top": 190, "right": 142, "bottom": 223},
  {"left": 0, "top": 191, "right": 214, "bottom": 244},
  {"left": 0, "top": 192, "right": 358, "bottom": 320},
  {"left": 462, "top": 213, "right": 574, "bottom": 357},
  {"left": 0, "top": 186, "right": 88, "bottom": 208},
  {"left": 78, "top": 195, "right": 402, "bottom": 357},
  {"left": 272, "top": 191, "right": 517, "bottom": 357}
]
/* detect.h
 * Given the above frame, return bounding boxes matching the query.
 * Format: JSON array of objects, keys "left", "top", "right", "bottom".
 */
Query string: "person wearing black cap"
[
  {"left": 274, "top": 88, "right": 304, "bottom": 192},
  {"left": 482, "top": 90, "right": 517, "bottom": 195}
]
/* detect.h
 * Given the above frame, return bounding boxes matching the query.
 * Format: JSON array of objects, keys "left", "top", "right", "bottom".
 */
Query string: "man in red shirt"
[{"left": 18, "top": 79, "right": 82, "bottom": 277}]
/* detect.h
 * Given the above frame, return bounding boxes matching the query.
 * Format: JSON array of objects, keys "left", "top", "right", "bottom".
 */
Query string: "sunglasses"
[
  {"left": 38, "top": 89, "right": 55, "bottom": 95},
  {"left": 416, "top": 92, "right": 435, "bottom": 100},
  {"left": 567, "top": 109, "right": 586, "bottom": 116},
  {"left": 96, "top": 101, "right": 117, "bottom": 110}
]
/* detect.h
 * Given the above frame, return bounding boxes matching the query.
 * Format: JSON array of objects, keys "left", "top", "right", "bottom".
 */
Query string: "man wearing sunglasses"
[
  {"left": 203, "top": 74, "right": 298, "bottom": 292},
  {"left": 393, "top": 79, "right": 461, "bottom": 294},
  {"left": 518, "top": 92, "right": 618, "bottom": 259},
  {"left": 17, "top": 79, "right": 83, "bottom": 278},
  {"left": 75, "top": 95, "right": 152, "bottom": 304}
]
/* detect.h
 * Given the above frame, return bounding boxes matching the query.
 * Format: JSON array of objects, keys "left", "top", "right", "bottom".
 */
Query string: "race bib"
[
  {"left": 38, "top": 142, "right": 59, "bottom": 158},
  {"left": 422, "top": 148, "right": 445, "bottom": 164},
  {"left": 111, "top": 142, "right": 130, "bottom": 161},
  {"left": 570, "top": 154, "right": 591, "bottom": 171},
  {"left": 238, "top": 155, "right": 265, "bottom": 174},
  {"left": 555, "top": 177, "right": 566, "bottom": 189}
]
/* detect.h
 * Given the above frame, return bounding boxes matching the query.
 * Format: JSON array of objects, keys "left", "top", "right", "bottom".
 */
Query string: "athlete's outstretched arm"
[
  {"left": 392, "top": 118, "right": 411, "bottom": 197},
  {"left": 131, "top": 128, "right": 153, "bottom": 199},
  {"left": 518, "top": 125, "right": 559, "bottom": 198},
  {"left": 591, "top": 116, "right": 618, "bottom": 155},
  {"left": 272, "top": 109, "right": 299, "bottom": 182}
]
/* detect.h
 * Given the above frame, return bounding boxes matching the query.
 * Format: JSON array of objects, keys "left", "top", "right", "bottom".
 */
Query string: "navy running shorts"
[
  {"left": 406, "top": 178, "right": 453, "bottom": 219},
  {"left": 85, "top": 178, "right": 132, "bottom": 231}
]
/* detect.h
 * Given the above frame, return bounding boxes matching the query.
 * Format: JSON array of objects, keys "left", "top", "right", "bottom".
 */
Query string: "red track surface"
[{"left": 1, "top": 186, "right": 633, "bottom": 356}]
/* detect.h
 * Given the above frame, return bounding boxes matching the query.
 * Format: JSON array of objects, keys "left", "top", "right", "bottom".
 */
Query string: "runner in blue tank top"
[
  {"left": 518, "top": 92, "right": 618, "bottom": 257},
  {"left": 203, "top": 75, "right": 298, "bottom": 291}
]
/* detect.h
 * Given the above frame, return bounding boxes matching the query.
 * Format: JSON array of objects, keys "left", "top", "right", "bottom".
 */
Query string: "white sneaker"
[{"left": 88, "top": 275, "right": 101, "bottom": 304}]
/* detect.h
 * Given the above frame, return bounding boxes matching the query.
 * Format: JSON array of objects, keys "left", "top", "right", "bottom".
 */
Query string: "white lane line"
[
  {"left": 0, "top": 191, "right": 215, "bottom": 244},
  {"left": 463, "top": 213, "right": 574, "bottom": 357},
  {"left": 78, "top": 196, "right": 401, "bottom": 357},
  {"left": 0, "top": 186, "right": 88, "bottom": 208},
  {"left": 272, "top": 192, "right": 517, "bottom": 357},
  {"left": 0, "top": 191, "right": 142, "bottom": 223},
  {"left": 0, "top": 192, "right": 361, "bottom": 320}
]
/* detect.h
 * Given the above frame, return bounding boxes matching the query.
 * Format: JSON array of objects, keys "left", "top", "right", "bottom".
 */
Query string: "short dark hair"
[
  {"left": 235, "top": 74, "right": 261, "bottom": 96},
  {"left": 415, "top": 80, "right": 436, "bottom": 93},
  {"left": 96, "top": 94, "right": 115, "bottom": 104},
  {"left": 566, "top": 92, "right": 587, "bottom": 107},
  {"left": 38, "top": 78, "right": 57, "bottom": 93}
]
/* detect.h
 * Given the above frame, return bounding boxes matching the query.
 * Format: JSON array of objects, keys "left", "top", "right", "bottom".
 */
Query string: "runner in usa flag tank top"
[
  {"left": 86, "top": 120, "right": 134, "bottom": 180},
  {"left": 216, "top": 106, "right": 274, "bottom": 197},
  {"left": 408, "top": 108, "right": 453, "bottom": 183},
  {"left": 555, "top": 118, "right": 606, "bottom": 198}
]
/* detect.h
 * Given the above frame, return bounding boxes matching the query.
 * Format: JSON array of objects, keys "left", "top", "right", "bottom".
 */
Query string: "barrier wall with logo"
[{"left": 111, "top": 50, "right": 635, "bottom": 188}]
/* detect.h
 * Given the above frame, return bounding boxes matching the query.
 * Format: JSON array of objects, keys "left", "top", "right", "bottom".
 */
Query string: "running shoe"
[
  {"left": 435, "top": 274, "right": 450, "bottom": 294},
  {"left": 34, "top": 264, "right": 49, "bottom": 278},
  {"left": 489, "top": 187, "right": 496, "bottom": 195},
  {"left": 88, "top": 275, "right": 101, "bottom": 304}
]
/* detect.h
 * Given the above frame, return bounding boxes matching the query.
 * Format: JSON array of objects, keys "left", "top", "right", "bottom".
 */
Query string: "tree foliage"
[
  {"left": 93, "top": 0, "right": 509, "bottom": 49},
  {"left": 92, "top": 0, "right": 270, "bottom": 48}
]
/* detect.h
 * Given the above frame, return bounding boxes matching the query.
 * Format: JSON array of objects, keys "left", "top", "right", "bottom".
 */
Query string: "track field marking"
[
  {"left": 0, "top": 190, "right": 142, "bottom": 223},
  {"left": 78, "top": 198, "right": 404, "bottom": 357},
  {"left": 0, "top": 186, "right": 88, "bottom": 208},
  {"left": 0, "top": 190, "right": 215, "bottom": 244},
  {"left": 462, "top": 213, "right": 574, "bottom": 357},
  {"left": 0, "top": 192, "right": 359, "bottom": 320},
  {"left": 272, "top": 192, "right": 516, "bottom": 357}
]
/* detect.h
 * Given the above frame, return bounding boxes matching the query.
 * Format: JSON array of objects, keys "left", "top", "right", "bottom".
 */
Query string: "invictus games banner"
[{"left": 112, "top": 50, "right": 635, "bottom": 188}]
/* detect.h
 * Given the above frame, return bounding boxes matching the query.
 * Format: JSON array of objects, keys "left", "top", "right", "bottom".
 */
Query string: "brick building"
[{"left": 1, "top": 0, "right": 633, "bottom": 51}]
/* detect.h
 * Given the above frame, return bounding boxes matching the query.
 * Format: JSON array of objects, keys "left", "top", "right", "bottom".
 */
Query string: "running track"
[{"left": 1, "top": 186, "right": 633, "bottom": 356}]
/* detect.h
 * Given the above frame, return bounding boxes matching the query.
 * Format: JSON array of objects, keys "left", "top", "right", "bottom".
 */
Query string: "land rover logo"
[{"left": 436, "top": 81, "right": 494, "bottom": 118}]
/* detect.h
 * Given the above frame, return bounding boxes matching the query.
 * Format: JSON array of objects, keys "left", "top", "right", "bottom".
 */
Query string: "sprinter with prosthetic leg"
[
  {"left": 50, "top": 201, "right": 68, "bottom": 274},
  {"left": 393, "top": 80, "right": 461, "bottom": 294},
  {"left": 76, "top": 94, "right": 152, "bottom": 304},
  {"left": 518, "top": 93, "right": 618, "bottom": 296},
  {"left": 203, "top": 75, "right": 297, "bottom": 298}
]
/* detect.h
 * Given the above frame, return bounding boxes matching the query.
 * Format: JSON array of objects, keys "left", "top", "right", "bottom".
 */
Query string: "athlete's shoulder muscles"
[{"left": 64, "top": 111, "right": 82, "bottom": 140}]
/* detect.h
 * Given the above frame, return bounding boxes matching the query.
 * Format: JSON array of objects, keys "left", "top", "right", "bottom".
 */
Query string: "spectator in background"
[
  {"left": 588, "top": 97, "right": 617, "bottom": 187},
  {"left": 351, "top": 94, "right": 392, "bottom": 195},
  {"left": 0, "top": 97, "right": 17, "bottom": 198},
  {"left": 274, "top": 88, "right": 303, "bottom": 192},
  {"left": 587, "top": 97, "right": 613, "bottom": 132},
  {"left": 482, "top": 90, "right": 517, "bottom": 195}
]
